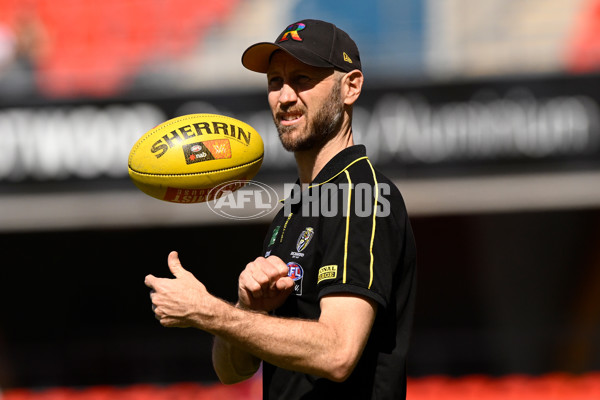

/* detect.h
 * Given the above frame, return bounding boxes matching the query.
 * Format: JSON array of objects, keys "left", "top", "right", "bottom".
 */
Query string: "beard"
[{"left": 274, "top": 79, "right": 344, "bottom": 152}]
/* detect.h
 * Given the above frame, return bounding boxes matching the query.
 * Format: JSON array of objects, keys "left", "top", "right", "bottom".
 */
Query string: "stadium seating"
[
  {"left": 0, "top": 0, "right": 240, "bottom": 97},
  {"left": 3, "top": 373, "right": 600, "bottom": 400}
]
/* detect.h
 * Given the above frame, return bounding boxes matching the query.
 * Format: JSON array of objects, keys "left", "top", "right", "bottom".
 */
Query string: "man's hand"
[
  {"left": 145, "top": 251, "right": 215, "bottom": 328},
  {"left": 238, "top": 255, "right": 294, "bottom": 312}
]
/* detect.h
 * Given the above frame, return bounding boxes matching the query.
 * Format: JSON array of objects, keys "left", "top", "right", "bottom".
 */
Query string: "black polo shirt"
[{"left": 260, "top": 145, "right": 417, "bottom": 400}]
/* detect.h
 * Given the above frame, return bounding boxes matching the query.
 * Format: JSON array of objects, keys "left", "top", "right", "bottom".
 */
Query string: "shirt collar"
[
  {"left": 310, "top": 144, "right": 367, "bottom": 186},
  {"left": 280, "top": 145, "right": 368, "bottom": 204}
]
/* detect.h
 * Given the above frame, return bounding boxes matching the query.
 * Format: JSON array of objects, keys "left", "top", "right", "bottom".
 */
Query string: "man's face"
[{"left": 266, "top": 52, "right": 344, "bottom": 152}]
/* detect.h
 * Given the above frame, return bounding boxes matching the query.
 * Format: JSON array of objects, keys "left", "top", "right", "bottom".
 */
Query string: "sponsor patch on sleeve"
[{"left": 317, "top": 265, "right": 338, "bottom": 284}]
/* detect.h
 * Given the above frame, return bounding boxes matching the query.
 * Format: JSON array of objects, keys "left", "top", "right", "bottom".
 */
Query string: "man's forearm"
[
  {"left": 205, "top": 299, "right": 336, "bottom": 379},
  {"left": 203, "top": 295, "right": 376, "bottom": 382}
]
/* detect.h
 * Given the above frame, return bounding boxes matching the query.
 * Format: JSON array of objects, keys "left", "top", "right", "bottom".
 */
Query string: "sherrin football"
[{"left": 128, "top": 113, "right": 264, "bottom": 203}]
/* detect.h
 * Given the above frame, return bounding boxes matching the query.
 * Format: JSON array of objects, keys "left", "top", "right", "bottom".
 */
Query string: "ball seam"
[{"left": 128, "top": 156, "right": 263, "bottom": 177}]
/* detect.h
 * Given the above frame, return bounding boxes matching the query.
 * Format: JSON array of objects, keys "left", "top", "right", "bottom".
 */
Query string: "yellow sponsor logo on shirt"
[{"left": 318, "top": 265, "right": 338, "bottom": 284}]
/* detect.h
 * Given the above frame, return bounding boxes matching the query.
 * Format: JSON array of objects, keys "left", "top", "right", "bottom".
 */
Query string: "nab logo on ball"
[
  {"left": 183, "top": 139, "right": 232, "bottom": 164},
  {"left": 184, "top": 143, "right": 211, "bottom": 164},
  {"left": 207, "top": 180, "right": 279, "bottom": 220},
  {"left": 287, "top": 262, "right": 304, "bottom": 296}
]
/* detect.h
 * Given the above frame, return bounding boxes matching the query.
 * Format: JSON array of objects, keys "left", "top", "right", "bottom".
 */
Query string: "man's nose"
[{"left": 278, "top": 82, "right": 298, "bottom": 105}]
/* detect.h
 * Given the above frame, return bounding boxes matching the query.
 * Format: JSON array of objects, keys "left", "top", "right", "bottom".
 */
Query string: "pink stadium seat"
[
  {"left": 74, "top": 386, "right": 117, "bottom": 400},
  {"left": 567, "top": 0, "right": 600, "bottom": 73}
]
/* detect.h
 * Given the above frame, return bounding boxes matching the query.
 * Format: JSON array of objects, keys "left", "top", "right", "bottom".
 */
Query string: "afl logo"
[
  {"left": 287, "top": 262, "right": 304, "bottom": 281},
  {"left": 190, "top": 144, "right": 202, "bottom": 152}
]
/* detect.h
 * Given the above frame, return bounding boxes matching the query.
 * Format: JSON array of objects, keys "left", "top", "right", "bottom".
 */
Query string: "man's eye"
[{"left": 268, "top": 77, "right": 283, "bottom": 87}]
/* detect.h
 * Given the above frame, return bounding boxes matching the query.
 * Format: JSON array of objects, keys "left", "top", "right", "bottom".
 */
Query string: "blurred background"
[{"left": 1, "top": 0, "right": 600, "bottom": 398}]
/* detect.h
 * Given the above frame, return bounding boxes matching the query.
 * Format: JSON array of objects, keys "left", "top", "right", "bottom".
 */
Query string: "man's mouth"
[{"left": 278, "top": 112, "right": 303, "bottom": 126}]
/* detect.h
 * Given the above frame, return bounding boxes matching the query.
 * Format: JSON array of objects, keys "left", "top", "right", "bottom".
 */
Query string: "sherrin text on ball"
[{"left": 128, "top": 114, "right": 264, "bottom": 203}]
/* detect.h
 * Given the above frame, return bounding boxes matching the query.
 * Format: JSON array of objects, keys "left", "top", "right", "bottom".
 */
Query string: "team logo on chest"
[
  {"left": 296, "top": 227, "right": 314, "bottom": 252},
  {"left": 291, "top": 227, "right": 314, "bottom": 259}
]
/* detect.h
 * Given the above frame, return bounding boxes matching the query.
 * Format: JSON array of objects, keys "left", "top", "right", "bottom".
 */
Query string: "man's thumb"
[
  {"left": 276, "top": 276, "right": 295, "bottom": 291},
  {"left": 168, "top": 251, "right": 187, "bottom": 277}
]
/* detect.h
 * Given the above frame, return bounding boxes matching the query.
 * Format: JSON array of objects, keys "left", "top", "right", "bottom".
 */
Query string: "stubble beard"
[{"left": 274, "top": 80, "right": 344, "bottom": 152}]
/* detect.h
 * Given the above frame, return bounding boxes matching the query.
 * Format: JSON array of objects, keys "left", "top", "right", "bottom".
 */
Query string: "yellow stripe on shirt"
[
  {"left": 343, "top": 169, "right": 352, "bottom": 284},
  {"left": 308, "top": 156, "right": 368, "bottom": 189},
  {"left": 280, "top": 212, "right": 294, "bottom": 243},
  {"left": 366, "top": 159, "right": 378, "bottom": 289}
]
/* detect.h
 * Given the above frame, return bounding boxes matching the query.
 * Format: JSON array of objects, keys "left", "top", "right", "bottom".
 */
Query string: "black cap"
[{"left": 242, "top": 19, "right": 361, "bottom": 73}]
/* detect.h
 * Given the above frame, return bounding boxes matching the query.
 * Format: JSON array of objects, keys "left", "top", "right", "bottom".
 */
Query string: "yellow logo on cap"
[{"left": 343, "top": 52, "right": 353, "bottom": 64}]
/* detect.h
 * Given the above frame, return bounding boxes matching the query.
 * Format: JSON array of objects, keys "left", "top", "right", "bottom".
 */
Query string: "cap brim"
[
  {"left": 242, "top": 42, "right": 334, "bottom": 73},
  {"left": 241, "top": 42, "right": 281, "bottom": 73}
]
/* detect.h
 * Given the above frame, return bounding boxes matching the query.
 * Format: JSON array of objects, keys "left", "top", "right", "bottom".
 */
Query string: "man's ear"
[{"left": 342, "top": 69, "right": 364, "bottom": 106}]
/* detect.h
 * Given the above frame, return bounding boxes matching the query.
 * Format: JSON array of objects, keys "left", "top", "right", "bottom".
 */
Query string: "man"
[{"left": 145, "top": 19, "right": 417, "bottom": 399}]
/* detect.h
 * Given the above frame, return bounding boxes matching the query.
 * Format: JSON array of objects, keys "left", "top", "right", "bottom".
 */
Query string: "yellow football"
[{"left": 128, "top": 113, "right": 264, "bottom": 203}]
